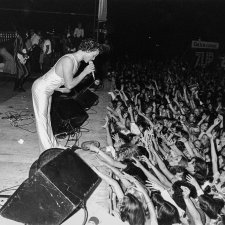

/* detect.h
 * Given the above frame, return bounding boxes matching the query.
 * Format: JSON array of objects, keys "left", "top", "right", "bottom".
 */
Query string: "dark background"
[{"left": 0, "top": 0, "right": 225, "bottom": 59}]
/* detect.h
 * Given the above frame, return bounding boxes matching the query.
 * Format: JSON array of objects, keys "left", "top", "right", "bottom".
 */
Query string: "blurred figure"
[
  {"left": 73, "top": 22, "right": 84, "bottom": 49},
  {"left": 30, "top": 29, "right": 41, "bottom": 73},
  {"left": 0, "top": 47, "right": 16, "bottom": 74},
  {"left": 39, "top": 33, "right": 52, "bottom": 73},
  {"left": 13, "top": 31, "right": 29, "bottom": 91}
]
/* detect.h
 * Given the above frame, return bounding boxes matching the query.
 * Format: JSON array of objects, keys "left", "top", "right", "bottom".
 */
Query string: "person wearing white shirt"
[{"left": 73, "top": 22, "right": 84, "bottom": 49}]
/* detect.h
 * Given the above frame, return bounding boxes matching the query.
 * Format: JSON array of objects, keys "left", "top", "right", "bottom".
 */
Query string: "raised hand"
[
  {"left": 214, "top": 118, "right": 221, "bottom": 125},
  {"left": 218, "top": 114, "right": 224, "bottom": 121},
  {"left": 121, "top": 171, "right": 138, "bottom": 183},
  {"left": 179, "top": 137, "right": 187, "bottom": 143},
  {"left": 139, "top": 155, "right": 152, "bottom": 168},
  {"left": 146, "top": 180, "right": 164, "bottom": 192},
  {"left": 116, "top": 107, "right": 121, "bottom": 115},
  {"left": 112, "top": 133, "right": 120, "bottom": 143},
  {"left": 167, "top": 139, "right": 175, "bottom": 146},
  {"left": 201, "top": 114, "right": 207, "bottom": 120},
  {"left": 186, "top": 175, "right": 199, "bottom": 188},
  {"left": 136, "top": 93, "right": 140, "bottom": 97},
  {"left": 131, "top": 157, "right": 143, "bottom": 168}
]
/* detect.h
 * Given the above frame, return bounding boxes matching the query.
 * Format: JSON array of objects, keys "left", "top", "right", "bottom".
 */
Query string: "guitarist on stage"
[{"left": 13, "top": 30, "right": 29, "bottom": 92}]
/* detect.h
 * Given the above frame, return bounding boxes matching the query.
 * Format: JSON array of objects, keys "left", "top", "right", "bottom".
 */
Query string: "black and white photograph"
[{"left": 0, "top": 0, "right": 225, "bottom": 224}]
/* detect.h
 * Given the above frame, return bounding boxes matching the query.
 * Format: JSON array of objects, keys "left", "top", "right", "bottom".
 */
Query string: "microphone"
[
  {"left": 92, "top": 71, "right": 95, "bottom": 80},
  {"left": 89, "top": 61, "right": 95, "bottom": 80}
]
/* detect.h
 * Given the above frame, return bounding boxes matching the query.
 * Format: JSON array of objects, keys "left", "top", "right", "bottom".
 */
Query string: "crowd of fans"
[
  {"left": 1, "top": 21, "right": 225, "bottom": 225},
  {"left": 86, "top": 59, "right": 225, "bottom": 225}
]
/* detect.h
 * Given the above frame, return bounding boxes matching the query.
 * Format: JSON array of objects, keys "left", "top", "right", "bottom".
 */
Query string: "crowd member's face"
[
  {"left": 125, "top": 117, "right": 130, "bottom": 128},
  {"left": 145, "top": 106, "right": 152, "bottom": 114},
  {"left": 194, "top": 140, "right": 202, "bottom": 149},
  {"left": 201, "top": 134, "right": 209, "bottom": 146},
  {"left": 123, "top": 112, "right": 128, "bottom": 119},
  {"left": 152, "top": 113, "right": 156, "bottom": 119},
  {"left": 189, "top": 113, "right": 195, "bottom": 123},
  {"left": 161, "top": 109, "right": 167, "bottom": 116},
  {"left": 168, "top": 154, "right": 182, "bottom": 166},
  {"left": 200, "top": 122, "right": 208, "bottom": 132},
  {"left": 183, "top": 107, "right": 189, "bottom": 114},
  {"left": 187, "top": 158, "right": 195, "bottom": 174},
  {"left": 167, "top": 121, "right": 173, "bottom": 128},
  {"left": 207, "top": 92, "right": 212, "bottom": 98},
  {"left": 114, "top": 138, "right": 124, "bottom": 150},
  {"left": 179, "top": 101, "right": 184, "bottom": 107},
  {"left": 194, "top": 108, "right": 200, "bottom": 116},
  {"left": 131, "top": 135, "right": 139, "bottom": 145},
  {"left": 155, "top": 123, "right": 163, "bottom": 132},
  {"left": 117, "top": 101, "right": 122, "bottom": 108},
  {"left": 208, "top": 103, "right": 213, "bottom": 111},
  {"left": 175, "top": 172, "right": 184, "bottom": 181},
  {"left": 159, "top": 105, "right": 164, "bottom": 111},
  {"left": 174, "top": 105, "right": 178, "bottom": 111}
]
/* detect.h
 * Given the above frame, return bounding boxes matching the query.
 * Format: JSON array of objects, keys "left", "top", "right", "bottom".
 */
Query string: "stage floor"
[{"left": 0, "top": 76, "right": 114, "bottom": 224}]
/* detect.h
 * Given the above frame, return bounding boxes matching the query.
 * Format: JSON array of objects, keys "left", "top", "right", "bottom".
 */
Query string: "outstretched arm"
[
  {"left": 89, "top": 145, "right": 126, "bottom": 169},
  {"left": 92, "top": 166, "right": 124, "bottom": 200}
]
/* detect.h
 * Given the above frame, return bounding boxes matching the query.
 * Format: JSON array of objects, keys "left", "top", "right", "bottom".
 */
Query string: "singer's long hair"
[{"left": 78, "top": 38, "right": 102, "bottom": 53}]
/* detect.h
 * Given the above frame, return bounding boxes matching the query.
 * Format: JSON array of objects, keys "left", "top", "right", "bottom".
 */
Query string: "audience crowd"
[
  {"left": 1, "top": 22, "right": 225, "bottom": 225},
  {"left": 86, "top": 59, "right": 225, "bottom": 225}
]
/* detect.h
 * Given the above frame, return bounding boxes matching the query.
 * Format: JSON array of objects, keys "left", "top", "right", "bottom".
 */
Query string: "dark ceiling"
[{"left": 0, "top": 0, "right": 224, "bottom": 56}]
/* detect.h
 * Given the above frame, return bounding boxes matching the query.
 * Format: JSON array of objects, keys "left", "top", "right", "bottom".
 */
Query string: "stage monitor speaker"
[
  {"left": 74, "top": 89, "right": 99, "bottom": 110},
  {"left": 51, "top": 98, "right": 89, "bottom": 135},
  {"left": 0, "top": 149, "right": 101, "bottom": 225}
]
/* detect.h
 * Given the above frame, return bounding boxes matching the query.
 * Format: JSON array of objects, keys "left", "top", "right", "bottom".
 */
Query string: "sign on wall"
[{"left": 191, "top": 40, "right": 219, "bottom": 67}]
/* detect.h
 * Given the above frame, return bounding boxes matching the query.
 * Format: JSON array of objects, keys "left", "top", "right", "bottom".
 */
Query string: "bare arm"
[
  {"left": 105, "top": 117, "right": 113, "bottom": 146},
  {"left": 209, "top": 134, "right": 219, "bottom": 175},
  {"left": 153, "top": 150, "right": 175, "bottom": 182},
  {"left": 61, "top": 57, "right": 94, "bottom": 89},
  {"left": 89, "top": 145, "right": 126, "bottom": 169},
  {"left": 122, "top": 173, "right": 158, "bottom": 225},
  {"left": 101, "top": 161, "right": 132, "bottom": 189},
  {"left": 92, "top": 167, "right": 124, "bottom": 200},
  {"left": 140, "top": 156, "right": 172, "bottom": 188},
  {"left": 132, "top": 157, "right": 164, "bottom": 186}
]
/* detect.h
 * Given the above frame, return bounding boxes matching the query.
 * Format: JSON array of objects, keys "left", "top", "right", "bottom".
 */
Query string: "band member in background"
[
  {"left": 73, "top": 22, "right": 84, "bottom": 49},
  {"left": 32, "top": 38, "right": 101, "bottom": 153},
  {"left": 30, "top": 29, "right": 41, "bottom": 73},
  {"left": 13, "top": 31, "right": 29, "bottom": 92},
  {"left": 39, "top": 32, "right": 52, "bottom": 74}
]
